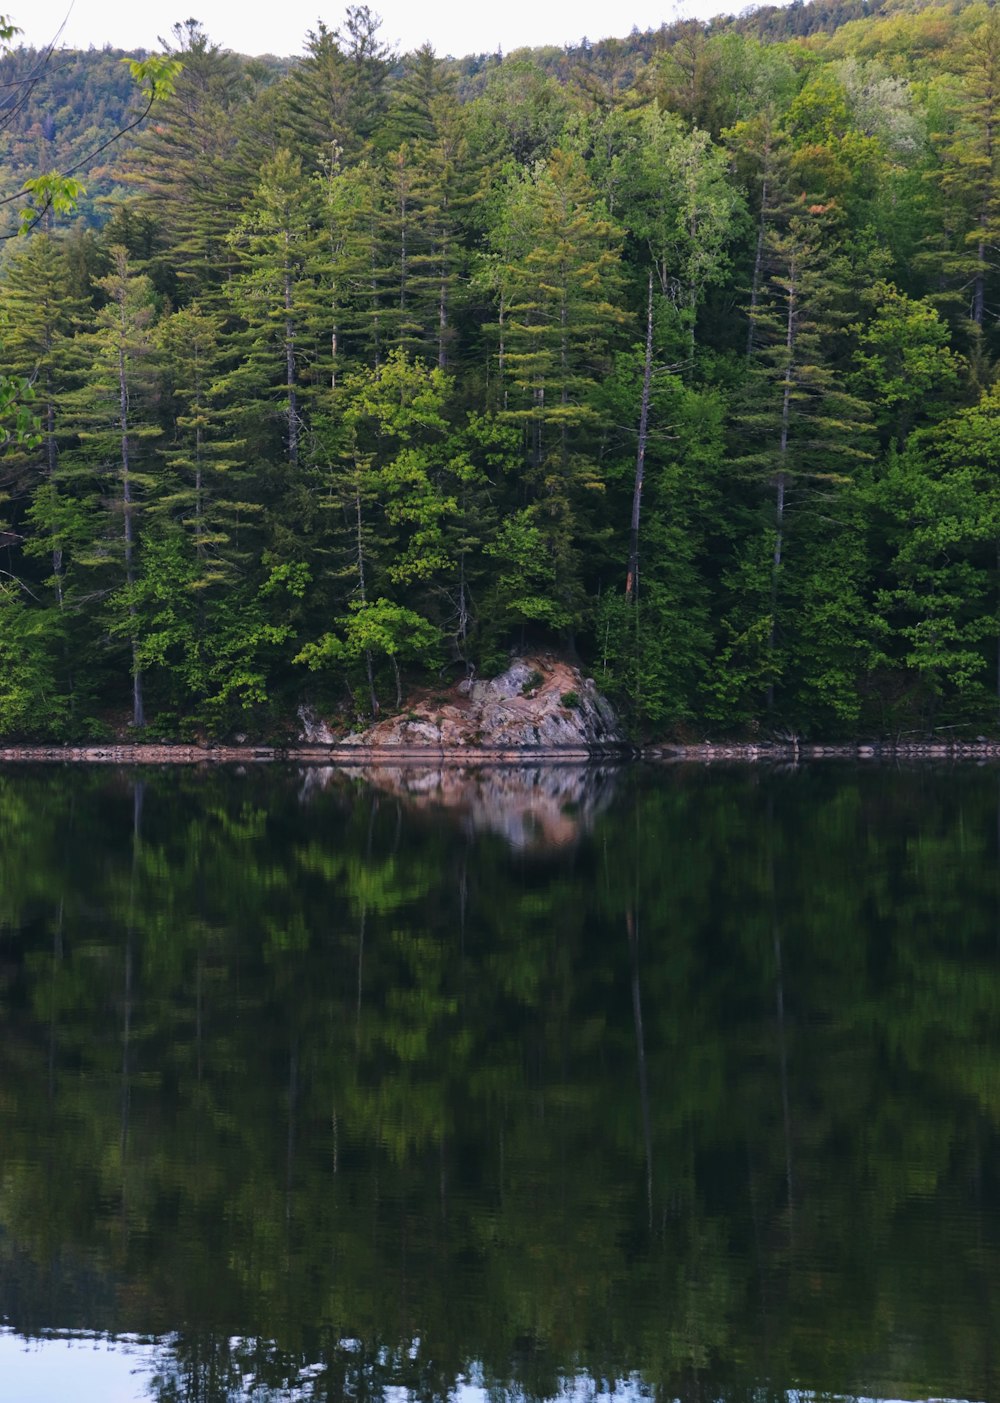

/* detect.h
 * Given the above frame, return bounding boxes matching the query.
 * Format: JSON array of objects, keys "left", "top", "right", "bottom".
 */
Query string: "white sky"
[{"left": 15, "top": 0, "right": 754, "bottom": 60}]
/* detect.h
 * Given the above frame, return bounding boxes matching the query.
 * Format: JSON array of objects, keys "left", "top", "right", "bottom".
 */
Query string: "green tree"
[
  {"left": 223, "top": 148, "right": 328, "bottom": 470},
  {"left": 123, "top": 22, "right": 253, "bottom": 305},
  {"left": 486, "top": 149, "right": 627, "bottom": 633},
  {"left": 851, "top": 280, "right": 963, "bottom": 449},
  {"left": 620, "top": 106, "right": 745, "bottom": 347},
  {"left": 0, "top": 233, "right": 88, "bottom": 605},
  {"left": 722, "top": 203, "right": 872, "bottom": 724},
  {"left": 67, "top": 245, "right": 161, "bottom": 728}
]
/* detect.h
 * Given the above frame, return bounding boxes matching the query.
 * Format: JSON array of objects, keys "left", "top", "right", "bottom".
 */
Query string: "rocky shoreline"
[
  {"left": 3, "top": 738, "right": 1000, "bottom": 764},
  {"left": 4, "top": 654, "right": 1000, "bottom": 766}
]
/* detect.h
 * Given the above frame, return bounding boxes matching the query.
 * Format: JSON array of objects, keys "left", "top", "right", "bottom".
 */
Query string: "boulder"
[{"left": 340, "top": 655, "right": 623, "bottom": 752}]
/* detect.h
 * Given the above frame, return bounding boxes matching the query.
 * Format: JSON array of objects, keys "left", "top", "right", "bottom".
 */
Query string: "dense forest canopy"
[{"left": 4, "top": 0, "right": 1000, "bottom": 740}]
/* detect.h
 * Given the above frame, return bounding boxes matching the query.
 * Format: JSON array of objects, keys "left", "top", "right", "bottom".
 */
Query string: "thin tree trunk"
[
  {"left": 118, "top": 317, "right": 144, "bottom": 730},
  {"left": 284, "top": 260, "right": 298, "bottom": 468},
  {"left": 46, "top": 382, "right": 63, "bottom": 607},
  {"left": 438, "top": 256, "right": 448, "bottom": 370},
  {"left": 974, "top": 112, "right": 993, "bottom": 327},
  {"left": 766, "top": 257, "right": 796, "bottom": 714},
  {"left": 354, "top": 477, "right": 378, "bottom": 716},
  {"left": 747, "top": 170, "right": 769, "bottom": 357},
  {"left": 626, "top": 272, "right": 654, "bottom": 603},
  {"left": 498, "top": 295, "right": 507, "bottom": 412}
]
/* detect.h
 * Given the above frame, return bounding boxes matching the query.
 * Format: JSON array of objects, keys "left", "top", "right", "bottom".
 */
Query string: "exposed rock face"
[
  {"left": 300, "top": 762, "right": 622, "bottom": 852},
  {"left": 297, "top": 704, "right": 338, "bottom": 745},
  {"left": 339, "top": 655, "right": 623, "bottom": 752}
]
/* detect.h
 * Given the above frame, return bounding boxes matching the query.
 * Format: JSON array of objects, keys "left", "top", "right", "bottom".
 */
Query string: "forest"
[{"left": 3, "top": 0, "right": 1000, "bottom": 740}]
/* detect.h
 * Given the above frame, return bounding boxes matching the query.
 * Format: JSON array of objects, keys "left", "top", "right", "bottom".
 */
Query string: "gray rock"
[
  {"left": 297, "top": 704, "right": 338, "bottom": 745},
  {"left": 340, "top": 656, "right": 623, "bottom": 751}
]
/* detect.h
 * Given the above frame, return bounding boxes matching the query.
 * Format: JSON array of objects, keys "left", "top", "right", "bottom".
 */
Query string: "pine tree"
[
  {"left": 121, "top": 22, "right": 254, "bottom": 306},
  {"left": 0, "top": 233, "right": 88, "bottom": 605},
  {"left": 222, "top": 149, "right": 329, "bottom": 470},
  {"left": 933, "top": 9, "right": 1000, "bottom": 332},
  {"left": 65, "top": 245, "right": 161, "bottom": 728},
  {"left": 724, "top": 203, "right": 872, "bottom": 721},
  {"left": 280, "top": 22, "right": 355, "bottom": 169},
  {"left": 486, "top": 149, "right": 627, "bottom": 631}
]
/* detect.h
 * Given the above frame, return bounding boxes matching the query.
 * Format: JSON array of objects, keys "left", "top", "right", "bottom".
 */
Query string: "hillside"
[
  {"left": 0, "top": 0, "right": 953, "bottom": 220},
  {"left": 2, "top": 0, "right": 1000, "bottom": 742}
]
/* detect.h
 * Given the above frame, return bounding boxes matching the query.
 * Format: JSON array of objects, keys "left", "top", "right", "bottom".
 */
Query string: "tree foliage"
[{"left": 4, "top": 1, "right": 1000, "bottom": 738}]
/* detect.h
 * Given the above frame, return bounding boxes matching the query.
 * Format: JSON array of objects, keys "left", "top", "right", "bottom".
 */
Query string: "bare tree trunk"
[
  {"left": 747, "top": 172, "right": 769, "bottom": 357},
  {"left": 974, "top": 112, "right": 993, "bottom": 327},
  {"left": 46, "top": 383, "right": 63, "bottom": 607},
  {"left": 118, "top": 320, "right": 144, "bottom": 729},
  {"left": 626, "top": 272, "right": 654, "bottom": 603},
  {"left": 766, "top": 256, "right": 796, "bottom": 714},
  {"left": 284, "top": 260, "right": 298, "bottom": 468},
  {"left": 438, "top": 258, "right": 448, "bottom": 370},
  {"left": 747, "top": 124, "right": 774, "bottom": 358},
  {"left": 354, "top": 477, "right": 378, "bottom": 716},
  {"left": 498, "top": 294, "right": 507, "bottom": 412}
]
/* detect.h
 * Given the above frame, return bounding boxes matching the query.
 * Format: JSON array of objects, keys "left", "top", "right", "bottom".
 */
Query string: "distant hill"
[
  {"left": 0, "top": 0, "right": 977, "bottom": 229},
  {"left": 0, "top": 43, "right": 287, "bottom": 230}
]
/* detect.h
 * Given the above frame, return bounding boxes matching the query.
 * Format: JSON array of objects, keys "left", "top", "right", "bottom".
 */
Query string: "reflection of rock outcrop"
[
  {"left": 335, "top": 656, "right": 623, "bottom": 753},
  {"left": 302, "top": 762, "right": 622, "bottom": 851}
]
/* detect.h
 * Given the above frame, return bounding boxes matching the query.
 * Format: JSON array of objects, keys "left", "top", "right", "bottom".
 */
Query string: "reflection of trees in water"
[
  {"left": 147, "top": 1335, "right": 663, "bottom": 1402},
  {"left": 0, "top": 765, "right": 998, "bottom": 1401}
]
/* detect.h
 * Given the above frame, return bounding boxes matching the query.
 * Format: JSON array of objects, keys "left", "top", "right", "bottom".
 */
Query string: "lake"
[{"left": 0, "top": 760, "right": 998, "bottom": 1402}]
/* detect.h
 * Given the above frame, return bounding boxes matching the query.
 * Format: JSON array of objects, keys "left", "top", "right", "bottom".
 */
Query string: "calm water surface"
[{"left": 0, "top": 760, "right": 999, "bottom": 1402}]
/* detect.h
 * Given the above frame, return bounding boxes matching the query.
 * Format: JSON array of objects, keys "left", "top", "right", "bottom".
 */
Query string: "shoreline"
[{"left": 3, "top": 739, "right": 1000, "bottom": 764}]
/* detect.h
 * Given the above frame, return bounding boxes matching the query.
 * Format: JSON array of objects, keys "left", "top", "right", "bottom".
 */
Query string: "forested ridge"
[{"left": 4, "top": 0, "right": 1000, "bottom": 741}]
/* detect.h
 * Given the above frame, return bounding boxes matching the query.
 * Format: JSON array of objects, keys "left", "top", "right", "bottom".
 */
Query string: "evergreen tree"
[
  {"left": 933, "top": 8, "right": 1000, "bottom": 333},
  {"left": 0, "top": 233, "right": 88, "bottom": 605},
  {"left": 64, "top": 245, "right": 161, "bottom": 728},
  {"left": 486, "top": 149, "right": 627, "bottom": 631},
  {"left": 222, "top": 148, "right": 328, "bottom": 470},
  {"left": 122, "top": 22, "right": 254, "bottom": 305},
  {"left": 721, "top": 203, "right": 872, "bottom": 723}
]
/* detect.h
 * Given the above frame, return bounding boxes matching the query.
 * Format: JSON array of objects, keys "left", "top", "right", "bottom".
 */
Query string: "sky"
[{"left": 15, "top": 0, "right": 752, "bottom": 60}]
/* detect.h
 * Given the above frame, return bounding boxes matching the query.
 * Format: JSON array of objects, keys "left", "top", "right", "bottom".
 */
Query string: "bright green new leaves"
[
  {"left": 484, "top": 513, "right": 574, "bottom": 635},
  {"left": 0, "top": 372, "right": 38, "bottom": 452},
  {"left": 18, "top": 175, "right": 86, "bottom": 234},
  {"left": 851, "top": 281, "right": 963, "bottom": 448},
  {"left": 614, "top": 107, "right": 746, "bottom": 346},
  {"left": 297, "top": 599, "right": 441, "bottom": 678},
  {"left": 125, "top": 54, "right": 183, "bottom": 103}
]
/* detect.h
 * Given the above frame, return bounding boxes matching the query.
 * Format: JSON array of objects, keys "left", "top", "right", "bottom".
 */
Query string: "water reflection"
[
  {"left": 0, "top": 764, "right": 999, "bottom": 1401},
  {"left": 300, "top": 761, "right": 622, "bottom": 849}
]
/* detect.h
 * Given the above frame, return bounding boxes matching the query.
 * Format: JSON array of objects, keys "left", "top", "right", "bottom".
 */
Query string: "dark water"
[{"left": 1, "top": 760, "right": 999, "bottom": 1402}]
